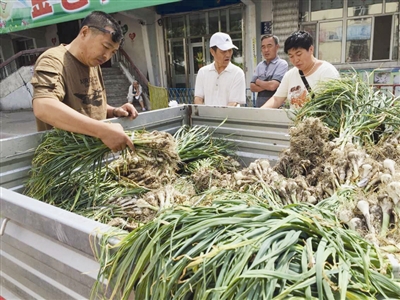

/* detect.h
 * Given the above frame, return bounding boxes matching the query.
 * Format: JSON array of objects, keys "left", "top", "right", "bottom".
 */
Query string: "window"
[
  {"left": 348, "top": 0, "right": 382, "bottom": 16},
  {"left": 166, "top": 16, "right": 185, "bottom": 38},
  {"left": 220, "top": 10, "right": 227, "bottom": 32},
  {"left": 386, "top": 0, "right": 399, "bottom": 13},
  {"left": 231, "top": 33, "right": 243, "bottom": 69},
  {"left": 208, "top": 10, "right": 219, "bottom": 34},
  {"left": 229, "top": 8, "right": 242, "bottom": 32},
  {"left": 311, "top": 0, "right": 343, "bottom": 21},
  {"left": 346, "top": 18, "right": 371, "bottom": 62},
  {"left": 189, "top": 13, "right": 206, "bottom": 36},
  {"left": 300, "top": 0, "right": 399, "bottom": 63},
  {"left": 171, "top": 40, "right": 185, "bottom": 75},
  {"left": 319, "top": 21, "right": 343, "bottom": 63},
  {"left": 302, "top": 23, "right": 317, "bottom": 56},
  {"left": 372, "top": 15, "right": 392, "bottom": 60},
  {"left": 163, "top": 5, "right": 244, "bottom": 88},
  {"left": 164, "top": 6, "right": 241, "bottom": 37}
]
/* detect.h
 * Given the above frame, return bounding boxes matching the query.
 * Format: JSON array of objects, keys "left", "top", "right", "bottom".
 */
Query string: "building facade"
[
  {"left": 0, "top": 0, "right": 399, "bottom": 95},
  {"left": 158, "top": 0, "right": 399, "bottom": 92}
]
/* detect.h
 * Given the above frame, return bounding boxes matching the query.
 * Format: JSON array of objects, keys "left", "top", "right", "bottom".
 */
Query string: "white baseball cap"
[{"left": 209, "top": 32, "right": 238, "bottom": 51}]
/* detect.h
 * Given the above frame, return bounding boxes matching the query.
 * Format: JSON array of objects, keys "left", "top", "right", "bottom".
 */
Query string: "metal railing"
[
  {"left": 167, "top": 88, "right": 194, "bottom": 104},
  {"left": 372, "top": 84, "right": 400, "bottom": 96},
  {"left": 116, "top": 48, "right": 149, "bottom": 96},
  {"left": 0, "top": 47, "right": 51, "bottom": 81}
]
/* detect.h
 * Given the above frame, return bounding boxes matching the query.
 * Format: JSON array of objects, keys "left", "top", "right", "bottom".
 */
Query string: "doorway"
[
  {"left": 13, "top": 37, "right": 37, "bottom": 67},
  {"left": 189, "top": 43, "right": 206, "bottom": 88},
  {"left": 57, "top": 20, "right": 80, "bottom": 44},
  {"left": 189, "top": 42, "right": 206, "bottom": 88}
]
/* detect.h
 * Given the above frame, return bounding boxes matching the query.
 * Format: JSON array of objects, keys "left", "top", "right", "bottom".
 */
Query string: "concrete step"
[
  {"left": 103, "top": 76, "right": 127, "bottom": 83},
  {"left": 106, "top": 88, "right": 128, "bottom": 95},
  {"left": 101, "top": 66, "right": 130, "bottom": 106},
  {"left": 101, "top": 68, "right": 123, "bottom": 75}
]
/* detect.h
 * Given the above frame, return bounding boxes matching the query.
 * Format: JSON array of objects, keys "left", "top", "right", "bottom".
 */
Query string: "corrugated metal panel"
[
  {"left": 0, "top": 105, "right": 292, "bottom": 297},
  {"left": 0, "top": 188, "right": 110, "bottom": 299},
  {"left": 272, "top": 0, "right": 300, "bottom": 62},
  {"left": 189, "top": 106, "right": 291, "bottom": 166}
]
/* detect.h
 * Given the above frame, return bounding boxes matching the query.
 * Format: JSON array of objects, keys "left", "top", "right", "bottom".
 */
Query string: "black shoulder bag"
[{"left": 299, "top": 70, "right": 314, "bottom": 99}]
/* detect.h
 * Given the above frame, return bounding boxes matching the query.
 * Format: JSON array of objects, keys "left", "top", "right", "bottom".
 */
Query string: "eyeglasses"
[{"left": 88, "top": 25, "right": 124, "bottom": 44}]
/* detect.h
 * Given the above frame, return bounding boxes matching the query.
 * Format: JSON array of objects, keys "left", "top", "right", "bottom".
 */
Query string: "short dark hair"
[
  {"left": 284, "top": 30, "right": 313, "bottom": 54},
  {"left": 81, "top": 11, "right": 124, "bottom": 45},
  {"left": 261, "top": 34, "right": 279, "bottom": 45}
]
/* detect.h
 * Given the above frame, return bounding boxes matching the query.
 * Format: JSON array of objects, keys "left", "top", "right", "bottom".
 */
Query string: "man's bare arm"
[
  {"left": 255, "top": 79, "right": 280, "bottom": 92},
  {"left": 250, "top": 82, "right": 264, "bottom": 93},
  {"left": 33, "top": 98, "right": 134, "bottom": 151},
  {"left": 194, "top": 96, "right": 204, "bottom": 104},
  {"left": 260, "top": 95, "right": 286, "bottom": 109}
]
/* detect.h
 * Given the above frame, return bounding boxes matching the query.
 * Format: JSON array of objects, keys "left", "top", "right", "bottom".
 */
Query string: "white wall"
[
  {"left": 243, "top": 0, "right": 258, "bottom": 88},
  {"left": 115, "top": 13, "right": 148, "bottom": 79},
  {"left": 242, "top": 0, "right": 275, "bottom": 87},
  {"left": 261, "top": 0, "right": 273, "bottom": 24},
  {"left": 45, "top": 24, "right": 59, "bottom": 47}
]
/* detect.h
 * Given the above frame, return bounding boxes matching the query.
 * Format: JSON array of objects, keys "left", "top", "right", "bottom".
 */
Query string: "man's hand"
[
  {"left": 98, "top": 122, "right": 135, "bottom": 152},
  {"left": 112, "top": 103, "right": 139, "bottom": 120}
]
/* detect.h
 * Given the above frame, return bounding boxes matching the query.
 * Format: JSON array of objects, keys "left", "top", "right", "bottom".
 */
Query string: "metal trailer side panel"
[
  {"left": 188, "top": 106, "right": 292, "bottom": 165},
  {"left": 0, "top": 106, "right": 292, "bottom": 298},
  {"left": 0, "top": 188, "right": 111, "bottom": 299}
]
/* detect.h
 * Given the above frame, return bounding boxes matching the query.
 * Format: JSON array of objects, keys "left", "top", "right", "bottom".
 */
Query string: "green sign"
[{"left": 0, "top": 0, "right": 180, "bottom": 34}]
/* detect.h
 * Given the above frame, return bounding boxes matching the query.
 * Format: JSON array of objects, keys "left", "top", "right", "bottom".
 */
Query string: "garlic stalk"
[
  {"left": 379, "top": 197, "right": 393, "bottom": 238},
  {"left": 348, "top": 150, "right": 365, "bottom": 179},
  {"left": 136, "top": 199, "right": 159, "bottom": 211},
  {"left": 357, "top": 200, "right": 375, "bottom": 234},
  {"left": 386, "top": 181, "right": 400, "bottom": 223}
]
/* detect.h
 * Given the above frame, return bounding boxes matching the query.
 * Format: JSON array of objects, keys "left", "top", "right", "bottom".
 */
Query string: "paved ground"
[{"left": 0, "top": 109, "right": 37, "bottom": 139}]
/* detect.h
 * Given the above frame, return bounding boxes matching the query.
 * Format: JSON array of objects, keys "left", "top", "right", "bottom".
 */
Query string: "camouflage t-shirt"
[{"left": 31, "top": 44, "right": 107, "bottom": 131}]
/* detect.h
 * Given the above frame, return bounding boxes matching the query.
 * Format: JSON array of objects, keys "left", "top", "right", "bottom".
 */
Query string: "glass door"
[
  {"left": 169, "top": 39, "right": 187, "bottom": 88},
  {"left": 189, "top": 42, "right": 205, "bottom": 88}
]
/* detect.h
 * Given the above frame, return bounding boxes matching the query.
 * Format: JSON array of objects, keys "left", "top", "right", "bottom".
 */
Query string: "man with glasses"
[
  {"left": 250, "top": 34, "right": 288, "bottom": 107},
  {"left": 31, "top": 11, "right": 137, "bottom": 152}
]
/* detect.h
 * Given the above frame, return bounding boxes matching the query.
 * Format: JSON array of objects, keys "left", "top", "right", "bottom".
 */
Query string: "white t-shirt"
[
  {"left": 275, "top": 61, "right": 339, "bottom": 108},
  {"left": 127, "top": 84, "right": 142, "bottom": 103},
  {"left": 195, "top": 62, "right": 246, "bottom": 106}
]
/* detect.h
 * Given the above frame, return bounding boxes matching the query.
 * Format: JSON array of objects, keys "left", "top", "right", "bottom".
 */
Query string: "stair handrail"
[
  {"left": 0, "top": 46, "right": 52, "bottom": 81},
  {"left": 0, "top": 47, "right": 51, "bottom": 69},
  {"left": 117, "top": 48, "right": 149, "bottom": 96}
]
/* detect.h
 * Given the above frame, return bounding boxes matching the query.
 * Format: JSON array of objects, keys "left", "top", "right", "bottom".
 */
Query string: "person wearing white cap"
[{"left": 194, "top": 32, "right": 246, "bottom": 107}]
